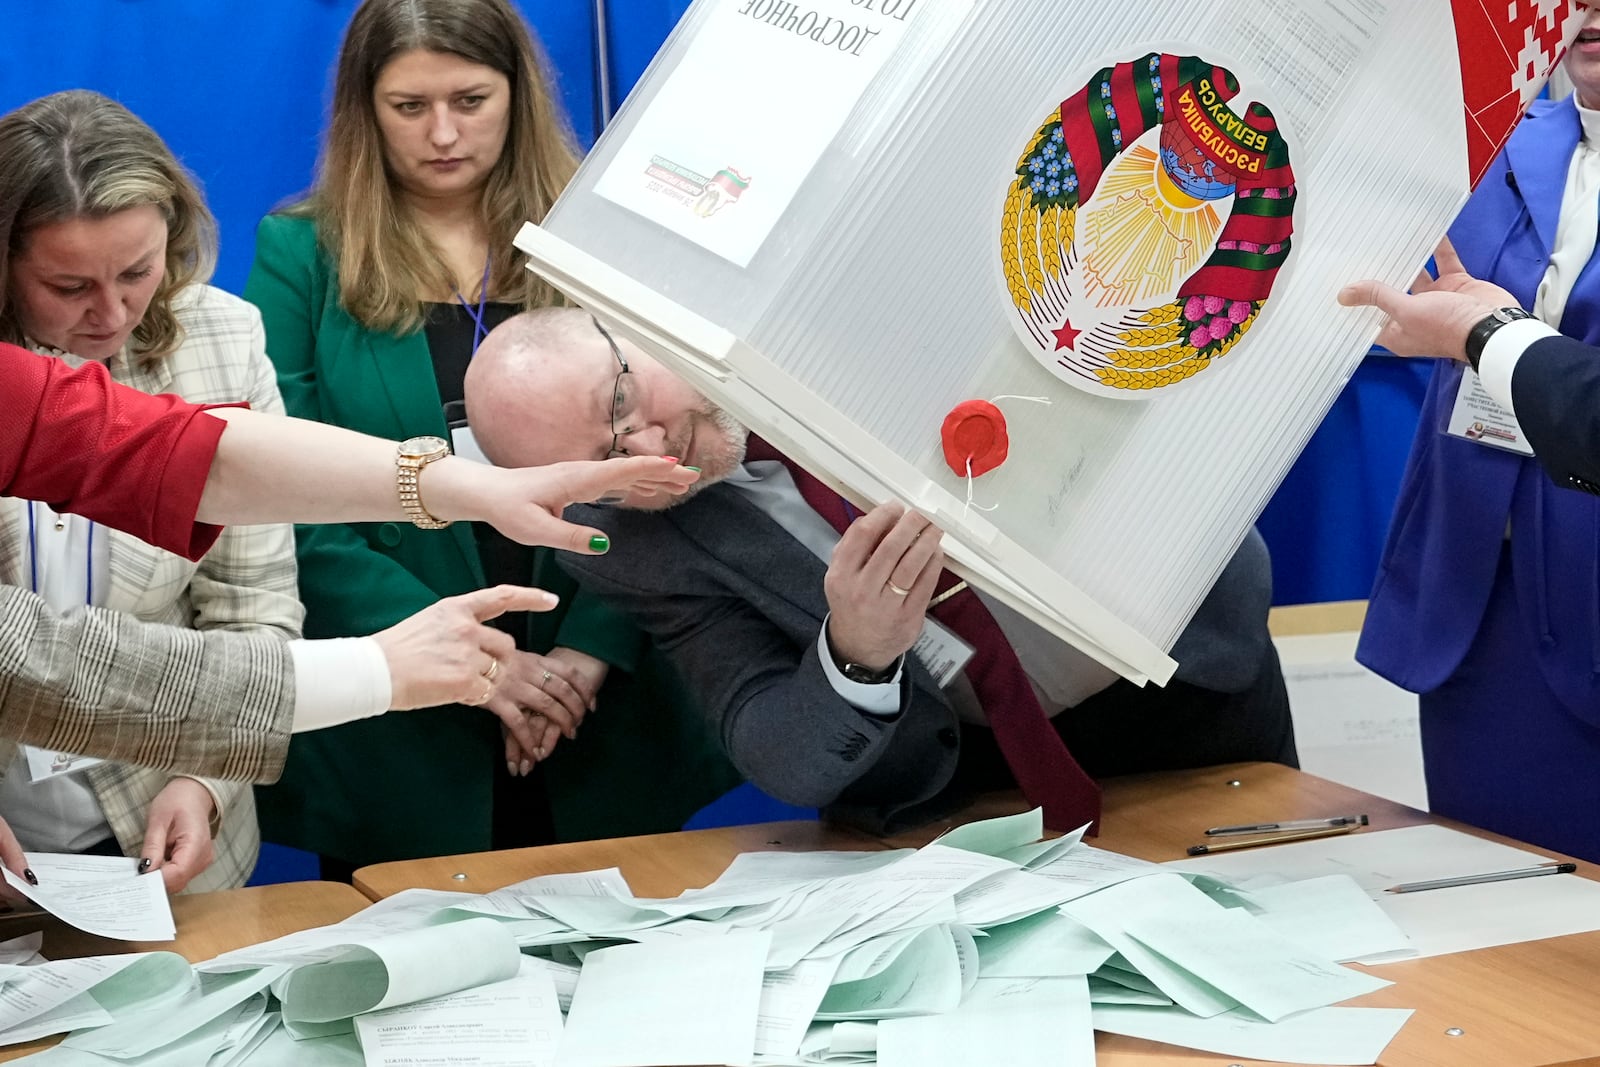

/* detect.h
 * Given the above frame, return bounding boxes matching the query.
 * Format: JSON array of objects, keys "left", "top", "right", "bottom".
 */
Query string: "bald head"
[
  {"left": 465, "top": 308, "right": 602, "bottom": 468},
  {"left": 464, "top": 306, "right": 747, "bottom": 507}
]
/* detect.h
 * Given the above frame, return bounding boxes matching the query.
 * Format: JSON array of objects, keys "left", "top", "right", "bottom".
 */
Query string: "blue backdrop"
[{"left": 0, "top": 1, "right": 1428, "bottom": 866}]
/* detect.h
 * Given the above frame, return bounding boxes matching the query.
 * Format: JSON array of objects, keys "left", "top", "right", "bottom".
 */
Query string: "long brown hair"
[
  {"left": 302, "top": 0, "right": 580, "bottom": 333},
  {"left": 0, "top": 90, "right": 216, "bottom": 361}
]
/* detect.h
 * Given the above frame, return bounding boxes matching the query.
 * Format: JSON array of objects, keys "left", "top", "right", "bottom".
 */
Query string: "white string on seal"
[
  {"left": 963, "top": 456, "right": 1000, "bottom": 519},
  {"left": 958, "top": 395, "right": 1052, "bottom": 518}
]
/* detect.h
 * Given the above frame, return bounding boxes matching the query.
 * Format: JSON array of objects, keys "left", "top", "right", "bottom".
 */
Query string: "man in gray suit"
[{"left": 466, "top": 310, "right": 1296, "bottom": 834}]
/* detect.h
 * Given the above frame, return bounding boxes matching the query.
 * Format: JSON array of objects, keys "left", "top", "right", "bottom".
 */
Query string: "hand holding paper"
[{"left": 2, "top": 853, "right": 174, "bottom": 940}]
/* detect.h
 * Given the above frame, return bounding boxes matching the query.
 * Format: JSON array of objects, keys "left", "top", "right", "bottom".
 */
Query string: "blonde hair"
[
  {"left": 301, "top": 0, "right": 580, "bottom": 333},
  {"left": 0, "top": 90, "right": 217, "bottom": 361}
]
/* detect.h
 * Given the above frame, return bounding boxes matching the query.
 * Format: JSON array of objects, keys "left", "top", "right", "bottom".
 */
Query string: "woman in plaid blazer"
[{"left": 0, "top": 91, "right": 301, "bottom": 892}]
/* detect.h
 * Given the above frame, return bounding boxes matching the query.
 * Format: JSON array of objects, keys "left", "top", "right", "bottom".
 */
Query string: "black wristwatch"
[
  {"left": 838, "top": 656, "right": 901, "bottom": 685},
  {"left": 1463, "top": 307, "right": 1534, "bottom": 374}
]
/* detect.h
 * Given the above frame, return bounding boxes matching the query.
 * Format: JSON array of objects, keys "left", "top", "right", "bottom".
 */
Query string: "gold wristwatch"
[{"left": 396, "top": 435, "right": 452, "bottom": 529}]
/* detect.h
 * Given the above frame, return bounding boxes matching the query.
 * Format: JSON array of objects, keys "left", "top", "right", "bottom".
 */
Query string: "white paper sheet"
[
  {"left": 877, "top": 976, "right": 1093, "bottom": 1067},
  {"left": 0, "top": 952, "right": 190, "bottom": 1043},
  {"left": 1275, "top": 631, "right": 1428, "bottom": 811},
  {"left": 975, "top": 911, "right": 1114, "bottom": 978},
  {"left": 557, "top": 930, "right": 771, "bottom": 1067},
  {"left": 22, "top": 747, "right": 104, "bottom": 784},
  {"left": 276, "top": 918, "right": 522, "bottom": 1026},
  {"left": 4, "top": 855, "right": 174, "bottom": 940},
  {"left": 1060, "top": 874, "right": 1238, "bottom": 1017},
  {"left": 1242, "top": 875, "right": 1414, "bottom": 963},
  {"left": 354, "top": 964, "right": 564, "bottom": 1067},
  {"left": 593, "top": 0, "right": 959, "bottom": 266},
  {"left": 61, "top": 965, "right": 278, "bottom": 1058},
  {"left": 1124, "top": 907, "right": 1390, "bottom": 1022},
  {"left": 1092, "top": 1003, "right": 1413, "bottom": 1065},
  {"left": 755, "top": 956, "right": 843, "bottom": 1059},
  {"left": 1165, "top": 824, "right": 1600, "bottom": 960}
]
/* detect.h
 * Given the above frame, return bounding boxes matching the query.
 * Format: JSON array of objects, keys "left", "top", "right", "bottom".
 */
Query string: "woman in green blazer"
[{"left": 244, "top": 0, "right": 736, "bottom": 873}]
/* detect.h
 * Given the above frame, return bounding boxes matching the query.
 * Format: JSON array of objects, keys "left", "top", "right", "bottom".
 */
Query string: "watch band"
[
  {"left": 839, "top": 656, "right": 902, "bottom": 685},
  {"left": 1463, "top": 307, "right": 1533, "bottom": 374},
  {"left": 397, "top": 436, "right": 453, "bottom": 530}
]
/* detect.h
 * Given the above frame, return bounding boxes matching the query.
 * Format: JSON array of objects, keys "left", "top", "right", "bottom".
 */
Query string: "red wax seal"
[{"left": 940, "top": 399, "right": 1009, "bottom": 478}]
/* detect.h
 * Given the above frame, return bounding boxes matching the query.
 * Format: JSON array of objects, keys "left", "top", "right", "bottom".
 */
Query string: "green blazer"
[{"left": 244, "top": 213, "right": 738, "bottom": 865}]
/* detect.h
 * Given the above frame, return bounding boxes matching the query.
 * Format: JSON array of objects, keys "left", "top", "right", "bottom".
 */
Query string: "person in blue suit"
[{"left": 1355, "top": 19, "right": 1600, "bottom": 862}]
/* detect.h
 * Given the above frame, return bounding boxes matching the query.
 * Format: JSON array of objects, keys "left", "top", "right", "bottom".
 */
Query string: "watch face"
[{"left": 399, "top": 435, "right": 450, "bottom": 457}]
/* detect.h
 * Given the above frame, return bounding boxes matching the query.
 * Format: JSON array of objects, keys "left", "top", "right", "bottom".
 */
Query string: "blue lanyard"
[
  {"left": 27, "top": 503, "right": 93, "bottom": 604},
  {"left": 454, "top": 258, "right": 493, "bottom": 357}
]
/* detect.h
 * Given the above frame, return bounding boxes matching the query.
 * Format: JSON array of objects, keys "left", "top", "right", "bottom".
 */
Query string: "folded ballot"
[
  {"left": 517, "top": 0, "right": 1579, "bottom": 683},
  {"left": 274, "top": 917, "right": 521, "bottom": 1033}
]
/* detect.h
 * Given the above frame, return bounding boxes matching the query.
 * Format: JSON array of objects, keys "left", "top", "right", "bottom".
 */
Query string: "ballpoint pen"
[
  {"left": 1203, "top": 814, "right": 1370, "bottom": 837},
  {"left": 1185, "top": 824, "right": 1358, "bottom": 856},
  {"left": 1386, "top": 862, "right": 1578, "bottom": 894}
]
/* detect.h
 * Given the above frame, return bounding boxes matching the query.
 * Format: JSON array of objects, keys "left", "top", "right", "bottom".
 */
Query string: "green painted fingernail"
[
  {"left": 684, "top": 465, "right": 702, "bottom": 473},
  {"left": 589, "top": 534, "right": 610, "bottom": 553}
]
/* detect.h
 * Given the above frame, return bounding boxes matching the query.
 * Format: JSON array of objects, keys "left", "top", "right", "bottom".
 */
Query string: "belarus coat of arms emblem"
[{"left": 1000, "top": 53, "right": 1297, "bottom": 395}]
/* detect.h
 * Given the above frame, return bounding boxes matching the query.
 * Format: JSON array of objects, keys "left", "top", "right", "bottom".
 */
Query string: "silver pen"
[
  {"left": 1204, "top": 814, "right": 1369, "bottom": 837},
  {"left": 1386, "top": 862, "right": 1578, "bottom": 894}
]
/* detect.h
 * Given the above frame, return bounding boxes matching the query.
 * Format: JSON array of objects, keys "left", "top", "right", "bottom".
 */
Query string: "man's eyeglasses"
[{"left": 593, "top": 317, "right": 640, "bottom": 459}]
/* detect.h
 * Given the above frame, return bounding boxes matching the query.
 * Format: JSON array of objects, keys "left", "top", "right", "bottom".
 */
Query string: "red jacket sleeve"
[{"left": 1, "top": 342, "right": 230, "bottom": 561}]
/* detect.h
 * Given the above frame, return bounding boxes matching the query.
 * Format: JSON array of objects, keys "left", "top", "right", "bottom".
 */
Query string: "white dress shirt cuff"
[
  {"left": 289, "top": 637, "right": 392, "bottom": 733},
  {"left": 1478, "top": 318, "right": 1560, "bottom": 412},
  {"left": 818, "top": 616, "right": 903, "bottom": 716}
]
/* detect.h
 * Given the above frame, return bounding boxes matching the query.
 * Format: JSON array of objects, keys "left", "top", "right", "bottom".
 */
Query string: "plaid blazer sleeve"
[{"left": 0, "top": 586, "right": 293, "bottom": 782}]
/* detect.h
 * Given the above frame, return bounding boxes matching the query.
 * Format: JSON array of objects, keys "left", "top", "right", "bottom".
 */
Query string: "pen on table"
[
  {"left": 1185, "top": 824, "right": 1357, "bottom": 856},
  {"left": 1385, "top": 862, "right": 1578, "bottom": 894},
  {"left": 1204, "top": 814, "right": 1369, "bottom": 837}
]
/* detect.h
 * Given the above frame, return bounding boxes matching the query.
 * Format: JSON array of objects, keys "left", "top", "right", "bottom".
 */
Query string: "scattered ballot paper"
[
  {"left": 1092, "top": 1004, "right": 1414, "bottom": 1066},
  {"left": 558, "top": 929, "right": 770, "bottom": 1067},
  {"left": 276, "top": 917, "right": 522, "bottom": 1031},
  {"left": 3, "top": 853, "right": 174, "bottom": 940},
  {"left": 355, "top": 961, "right": 565, "bottom": 1067},
  {"left": 1123, "top": 906, "right": 1391, "bottom": 1022},
  {"left": 0, "top": 950, "right": 192, "bottom": 1047}
]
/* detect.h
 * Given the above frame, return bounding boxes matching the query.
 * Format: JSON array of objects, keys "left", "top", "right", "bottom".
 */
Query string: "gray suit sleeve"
[
  {"left": 0, "top": 586, "right": 293, "bottom": 783},
  {"left": 558, "top": 510, "right": 959, "bottom": 819}
]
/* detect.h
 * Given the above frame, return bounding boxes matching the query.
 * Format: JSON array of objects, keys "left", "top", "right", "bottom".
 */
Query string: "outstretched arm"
[
  {"left": 3, "top": 344, "right": 699, "bottom": 558},
  {"left": 1337, "top": 238, "right": 1524, "bottom": 362},
  {"left": 198, "top": 408, "right": 698, "bottom": 552}
]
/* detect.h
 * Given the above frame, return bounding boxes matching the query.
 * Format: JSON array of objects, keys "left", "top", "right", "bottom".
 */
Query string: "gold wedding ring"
[
  {"left": 482, "top": 658, "right": 501, "bottom": 683},
  {"left": 886, "top": 581, "right": 911, "bottom": 597}
]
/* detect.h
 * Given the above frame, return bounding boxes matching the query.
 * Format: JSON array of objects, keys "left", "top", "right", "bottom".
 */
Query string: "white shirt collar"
[{"left": 1577, "top": 100, "right": 1600, "bottom": 148}]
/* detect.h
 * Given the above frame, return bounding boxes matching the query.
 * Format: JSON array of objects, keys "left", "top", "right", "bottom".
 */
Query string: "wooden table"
[
  {"left": 0, "top": 880, "right": 370, "bottom": 1063},
  {"left": 356, "top": 763, "right": 1600, "bottom": 1067}
]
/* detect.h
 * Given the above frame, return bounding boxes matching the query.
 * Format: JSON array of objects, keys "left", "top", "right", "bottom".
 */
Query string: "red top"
[{"left": 1, "top": 342, "right": 229, "bottom": 561}]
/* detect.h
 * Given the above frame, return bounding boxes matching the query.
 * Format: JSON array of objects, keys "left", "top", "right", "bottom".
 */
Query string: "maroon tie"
[{"left": 743, "top": 436, "right": 1103, "bottom": 833}]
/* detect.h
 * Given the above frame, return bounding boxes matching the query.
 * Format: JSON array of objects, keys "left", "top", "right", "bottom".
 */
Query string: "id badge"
[
  {"left": 912, "top": 617, "right": 976, "bottom": 688},
  {"left": 1446, "top": 371, "right": 1534, "bottom": 456},
  {"left": 443, "top": 400, "right": 491, "bottom": 464},
  {"left": 23, "top": 746, "right": 103, "bottom": 784}
]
